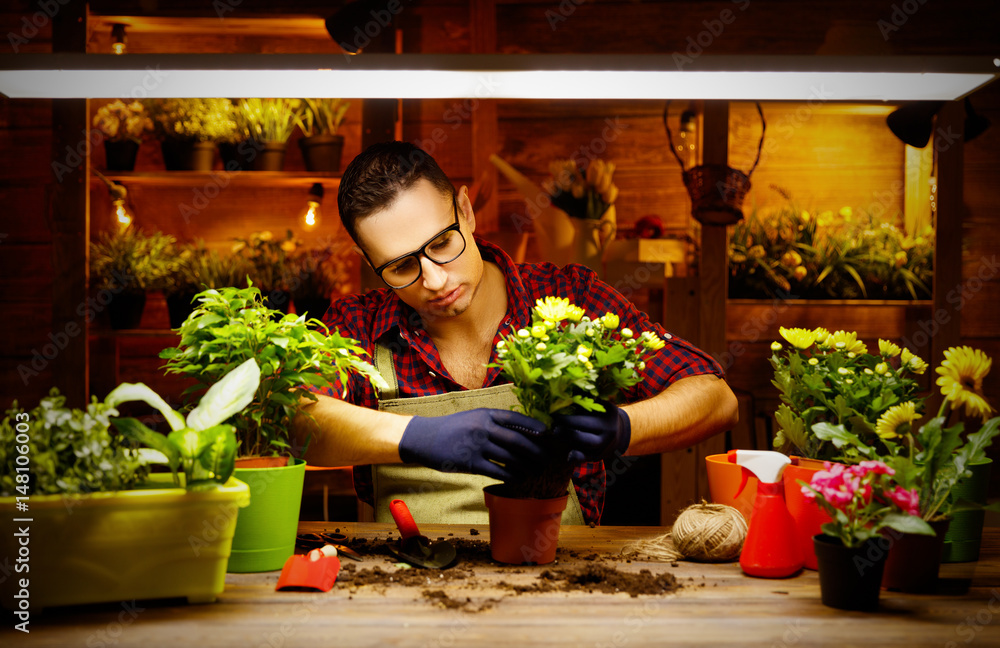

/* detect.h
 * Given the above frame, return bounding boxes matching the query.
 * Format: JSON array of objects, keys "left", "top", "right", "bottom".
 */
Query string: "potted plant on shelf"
[
  {"left": 232, "top": 229, "right": 300, "bottom": 314},
  {"left": 90, "top": 226, "right": 179, "bottom": 329},
  {"left": 237, "top": 98, "right": 303, "bottom": 171},
  {"left": 289, "top": 242, "right": 353, "bottom": 321},
  {"left": 488, "top": 296, "right": 663, "bottom": 564},
  {"left": 803, "top": 460, "right": 934, "bottom": 612},
  {"left": 295, "top": 98, "right": 349, "bottom": 172},
  {"left": 92, "top": 99, "right": 153, "bottom": 171},
  {"left": 0, "top": 360, "right": 258, "bottom": 609},
  {"left": 163, "top": 242, "right": 252, "bottom": 328},
  {"left": 158, "top": 283, "right": 386, "bottom": 572},
  {"left": 144, "top": 98, "right": 237, "bottom": 171}
]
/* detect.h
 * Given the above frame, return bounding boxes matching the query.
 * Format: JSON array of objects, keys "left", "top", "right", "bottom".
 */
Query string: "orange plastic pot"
[
  {"left": 783, "top": 458, "right": 833, "bottom": 570},
  {"left": 705, "top": 453, "right": 757, "bottom": 521},
  {"left": 483, "top": 485, "right": 568, "bottom": 565}
]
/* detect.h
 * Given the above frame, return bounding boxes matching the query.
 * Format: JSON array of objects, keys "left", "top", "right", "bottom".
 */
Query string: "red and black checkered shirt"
[{"left": 315, "top": 238, "right": 724, "bottom": 524}]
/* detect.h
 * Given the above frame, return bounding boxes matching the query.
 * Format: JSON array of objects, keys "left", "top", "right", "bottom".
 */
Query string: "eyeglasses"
[{"left": 369, "top": 194, "right": 467, "bottom": 289}]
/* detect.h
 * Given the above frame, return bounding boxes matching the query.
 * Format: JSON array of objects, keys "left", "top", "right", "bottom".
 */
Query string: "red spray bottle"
[{"left": 728, "top": 449, "right": 803, "bottom": 578}]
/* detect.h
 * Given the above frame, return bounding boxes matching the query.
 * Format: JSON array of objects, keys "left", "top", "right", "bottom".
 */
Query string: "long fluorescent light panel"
[{"left": 0, "top": 54, "right": 996, "bottom": 101}]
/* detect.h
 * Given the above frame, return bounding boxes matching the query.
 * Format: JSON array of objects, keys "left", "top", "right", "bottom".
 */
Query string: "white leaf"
[
  {"left": 186, "top": 358, "right": 261, "bottom": 431},
  {"left": 105, "top": 382, "right": 186, "bottom": 431}
]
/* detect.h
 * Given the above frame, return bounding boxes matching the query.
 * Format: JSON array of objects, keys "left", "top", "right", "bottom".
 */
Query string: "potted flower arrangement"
[
  {"left": 231, "top": 230, "right": 300, "bottom": 314},
  {"left": 488, "top": 296, "right": 664, "bottom": 564},
  {"left": 90, "top": 226, "right": 179, "bottom": 329},
  {"left": 543, "top": 158, "right": 620, "bottom": 272},
  {"left": 0, "top": 361, "right": 258, "bottom": 609},
  {"left": 159, "top": 283, "right": 387, "bottom": 572},
  {"left": 803, "top": 460, "right": 933, "bottom": 611},
  {"left": 92, "top": 99, "right": 153, "bottom": 171},
  {"left": 295, "top": 98, "right": 349, "bottom": 172},
  {"left": 289, "top": 241, "right": 353, "bottom": 321},
  {"left": 236, "top": 98, "right": 303, "bottom": 171},
  {"left": 144, "top": 98, "right": 237, "bottom": 171}
]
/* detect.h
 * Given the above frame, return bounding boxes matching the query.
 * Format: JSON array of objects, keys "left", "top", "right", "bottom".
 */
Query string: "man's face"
[{"left": 355, "top": 178, "right": 483, "bottom": 321}]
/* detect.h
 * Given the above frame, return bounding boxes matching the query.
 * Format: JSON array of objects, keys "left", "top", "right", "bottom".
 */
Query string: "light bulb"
[
  {"left": 677, "top": 109, "right": 698, "bottom": 170},
  {"left": 112, "top": 198, "right": 133, "bottom": 229},
  {"left": 111, "top": 24, "right": 127, "bottom": 55},
  {"left": 299, "top": 183, "right": 324, "bottom": 231}
]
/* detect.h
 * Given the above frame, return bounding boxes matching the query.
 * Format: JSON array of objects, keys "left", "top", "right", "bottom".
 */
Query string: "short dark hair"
[{"left": 337, "top": 141, "right": 455, "bottom": 244}]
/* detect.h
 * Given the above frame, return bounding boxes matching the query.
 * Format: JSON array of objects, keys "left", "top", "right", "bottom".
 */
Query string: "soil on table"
[{"left": 325, "top": 533, "right": 682, "bottom": 612}]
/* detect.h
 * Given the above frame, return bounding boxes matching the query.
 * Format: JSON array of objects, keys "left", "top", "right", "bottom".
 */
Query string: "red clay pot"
[{"left": 483, "top": 484, "right": 568, "bottom": 565}]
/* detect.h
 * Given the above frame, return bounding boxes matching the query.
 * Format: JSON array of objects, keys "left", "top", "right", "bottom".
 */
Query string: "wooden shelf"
[{"left": 94, "top": 171, "right": 342, "bottom": 188}]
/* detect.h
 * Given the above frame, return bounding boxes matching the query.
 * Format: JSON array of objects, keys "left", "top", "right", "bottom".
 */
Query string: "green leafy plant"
[
  {"left": 231, "top": 230, "right": 300, "bottom": 293},
  {"left": 107, "top": 359, "right": 261, "bottom": 490},
  {"left": 163, "top": 241, "right": 252, "bottom": 297},
  {"left": 159, "top": 283, "right": 387, "bottom": 458},
  {"left": 543, "top": 158, "right": 618, "bottom": 220},
  {"left": 93, "top": 99, "right": 153, "bottom": 144},
  {"left": 288, "top": 243, "right": 353, "bottom": 302},
  {"left": 238, "top": 98, "right": 303, "bottom": 143},
  {"left": 729, "top": 200, "right": 934, "bottom": 300},
  {"left": 295, "top": 98, "right": 350, "bottom": 138},
  {"left": 803, "top": 460, "right": 933, "bottom": 548},
  {"left": 0, "top": 390, "right": 149, "bottom": 496},
  {"left": 90, "top": 227, "right": 180, "bottom": 294},
  {"left": 144, "top": 98, "right": 239, "bottom": 143}
]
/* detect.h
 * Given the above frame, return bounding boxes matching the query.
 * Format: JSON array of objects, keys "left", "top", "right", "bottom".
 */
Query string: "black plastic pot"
[
  {"left": 251, "top": 141, "right": 288, "bottom": 171},
  {"left": 161, "top": 140, "right": 216, "bottom": 171},
  {"left": 298, "top": 134, "right": 344, "bottom": 173},
  {"left": 103, "top": 140, "right": 140, "bottom": 171},
  {"left": 107, "top": 292, "right": 147, "bottom": 330},
  {"left": 813, "top": 534, "right": 887, "bottom": 612},
  {"left": 166, "top": 291, "right": 200, "bottom": 329}
]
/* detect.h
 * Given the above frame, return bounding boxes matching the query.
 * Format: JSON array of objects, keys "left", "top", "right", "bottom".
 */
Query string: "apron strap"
[{"left": 373, "top": 335, "right": 399, "bottom": 401}]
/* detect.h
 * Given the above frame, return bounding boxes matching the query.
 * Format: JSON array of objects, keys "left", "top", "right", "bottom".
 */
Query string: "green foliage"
[
  {"left": 162, "top": 241, "right": 253, "bottom": 296},
  {"left": 238, "top": 98, "right": 303, "bottom": 143},
  {"left": 159, "top": 284, "right": 387, "bottom": 457},
  {"left": 90, "top": 226, "right": 180, "bottom": 293},
  {"left": 231, "top": 230, "right": 301, "bottom": 292},
  {"left": 296, "top": 98, "right": 350, "bottom": 138},
  {"left": 143, "top": 98, "right": 239, "bottom": 143},
  {"left": 0, "top": 390, "right": 148, "bottom": 496},
  {"left": 729, "top": 201, "right": 933, "bottom": 300}
]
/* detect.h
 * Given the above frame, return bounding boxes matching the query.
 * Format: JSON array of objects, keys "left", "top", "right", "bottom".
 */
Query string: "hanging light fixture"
[
  {"left": 886, "top": 97, "right": 992, "bottom": 148},
  {"left": 94, "top": 169, "right": 134, "bottom": 230},
  {"left": 299, "top": 183, "right": 324, "bottom": 230},
  {"left": 111, "top": 24, "right": 127, "bottom": 55},
  {"left": 676, "top": 106, "right": 699, "bottom": 169}
]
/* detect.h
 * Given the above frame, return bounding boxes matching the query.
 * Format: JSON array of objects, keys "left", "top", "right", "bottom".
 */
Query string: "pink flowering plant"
[{"left": 803, "top": 460, "right": 934, "bottom": 548}]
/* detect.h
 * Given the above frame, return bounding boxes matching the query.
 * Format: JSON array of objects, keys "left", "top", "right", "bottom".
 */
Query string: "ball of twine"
[{"left": 622, "top": 502, "right": 748, "bottom": 562}]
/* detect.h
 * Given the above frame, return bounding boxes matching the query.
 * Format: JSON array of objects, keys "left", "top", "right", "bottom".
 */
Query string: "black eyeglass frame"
[{"left": 366, "top": 193, "right": 466, "bottom": 290}]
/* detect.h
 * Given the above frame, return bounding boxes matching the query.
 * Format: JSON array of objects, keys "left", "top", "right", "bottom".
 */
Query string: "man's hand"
[
  {"left": 554, "top": 402, "right": 631, "bottom": 464},
  {"left": 399, "top": 409, "right": 549, "bottom": 481}
]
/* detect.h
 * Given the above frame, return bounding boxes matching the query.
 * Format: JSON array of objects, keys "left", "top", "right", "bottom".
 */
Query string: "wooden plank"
[
  {"left": 0, "top": 358, "right": 52, "bottom": 412},
  {"left": 0, "top": 186, "right": 52, "bottom": 242},
  {"left": 470, "top": 0, "right": 499, "bottom": 233},
  {"left": 0, "top": 243, "right": 52, "bottom": 302}
]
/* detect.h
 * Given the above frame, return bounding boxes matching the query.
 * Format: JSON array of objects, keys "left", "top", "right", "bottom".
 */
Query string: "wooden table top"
[{"left": 12, "top": 523, "right": 1000, "bottom": 647}]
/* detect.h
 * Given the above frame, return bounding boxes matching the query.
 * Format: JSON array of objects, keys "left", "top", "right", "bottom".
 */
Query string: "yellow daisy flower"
[
  {"left": 935, "top": 346, "right": 995, "bottom": 422},
  {"left": 533, "top": 296, "right": 584, "bottom": 324},
  {"left": 828, "top": 330, "right": 867, "bottom": 355},
  {"left": 878, "top": 339, "right": 902, "bottom": 358},
  {"left": 875, "top": 401, "right": 920, "bottom": 439},
  {"left": 641, "top": 331, "right": 666, "bottom": 351},
  {"left": 901, "top": 348, "right": 929, "bottom": 375},
  {"left": 601, "top": 313, "right": 620, "bottom": 330},
  {"left": 813, "top": 327, "right": 831, "bottom": 347},
  {"left": 779, "top": 327, "right": 817, "bottom": 350}
]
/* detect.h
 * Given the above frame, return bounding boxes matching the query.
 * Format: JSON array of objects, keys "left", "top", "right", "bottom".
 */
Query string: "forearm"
[
  {"left": 290, "top": 393, "right": 412, "bottom": 467},
  {"left": 622, "top": 374, "right": 739, "bottom": 455}
]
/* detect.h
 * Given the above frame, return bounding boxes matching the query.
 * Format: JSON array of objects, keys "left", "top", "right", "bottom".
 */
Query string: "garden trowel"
[{"left": 387, "top": 499, "right": 458, "bottom": 569}]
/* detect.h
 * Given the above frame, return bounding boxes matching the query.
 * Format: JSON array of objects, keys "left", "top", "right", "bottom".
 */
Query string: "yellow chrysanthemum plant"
[
  {"left": 770, "top": 326, "right": 925, "bottom": 462},
  {"left": 492, "top": 296, "right": 663, "bottom": 498}
]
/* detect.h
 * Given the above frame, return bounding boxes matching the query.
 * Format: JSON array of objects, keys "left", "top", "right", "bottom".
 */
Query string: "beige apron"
[{"left": 370, "top": 337, "right": 585, "bottom": 526}]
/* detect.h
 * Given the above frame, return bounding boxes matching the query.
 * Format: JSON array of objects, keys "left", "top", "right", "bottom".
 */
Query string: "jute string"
[{"left": 621, "top": 502, "right": 747, "bottom": 562}]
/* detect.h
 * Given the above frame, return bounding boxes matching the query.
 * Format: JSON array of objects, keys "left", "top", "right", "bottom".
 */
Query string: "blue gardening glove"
[
  {"left": 553, "top": 402, "right": 631, "bottom": 465},
  {"left": 399, "top": 409, "right": 550, "bottom": 482}
]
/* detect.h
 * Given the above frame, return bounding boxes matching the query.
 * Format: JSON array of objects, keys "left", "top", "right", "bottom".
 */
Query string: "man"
[{"left": 293, "top": 141, "right": 738, "bottom": 525}]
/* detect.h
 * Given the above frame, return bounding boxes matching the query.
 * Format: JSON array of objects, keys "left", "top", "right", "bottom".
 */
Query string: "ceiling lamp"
[
  {"left": 886, "top": 97, "right": 992, "bottom": 148},
  {"left": 0, "top": 54, "right": 996, "bottom": 101},
  {"left": 110, "top": 24, "right": 127, "bottom": 55}
]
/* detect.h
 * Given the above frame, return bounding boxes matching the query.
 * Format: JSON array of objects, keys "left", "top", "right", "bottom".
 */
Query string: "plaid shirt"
[{"left": 316, "top": 238, "right": 724, "bottom": 524}]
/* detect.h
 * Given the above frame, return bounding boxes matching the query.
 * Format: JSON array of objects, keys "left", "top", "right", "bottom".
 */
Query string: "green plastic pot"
[
  {"left": 942, "top": 459, "right": 992, "bottom": 563},
  {"left": 228, "top": 456, "right": 306, "bottom": 573},
  {"left": 0, "top": 474, "right": 249, "bottom": 610}
]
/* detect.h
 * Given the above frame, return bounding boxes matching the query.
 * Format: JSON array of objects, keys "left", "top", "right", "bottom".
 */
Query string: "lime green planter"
[
  {"left": 942, "top": 459, "right": 992, "bottom": 563},
  {"left": 0, "top": 475, "right": 249, "bottom": 611},
  {"left": 228, "top": 457, "right": 306, "bottom": 573}
]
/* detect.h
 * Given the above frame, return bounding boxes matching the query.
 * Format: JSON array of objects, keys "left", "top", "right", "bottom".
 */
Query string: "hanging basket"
[{"left": 665, "top": 102, "right": 766, "bottom": 226}]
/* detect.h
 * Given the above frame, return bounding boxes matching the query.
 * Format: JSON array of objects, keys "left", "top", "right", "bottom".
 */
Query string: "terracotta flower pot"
[
  {"left": 814, "top": 534, "right": 887, "bottom": 612},
  {"left": 298, "top": 133, "right": 344, "bottom": 173},
  {"left": 483, "top": 484, "right": 568, "bottom": 565},
  {"left": 251, "top": 140, "right": 288, "bottom": 171},
  {"left": 881, "top": 518, "right": 949, "bottom": 592}
]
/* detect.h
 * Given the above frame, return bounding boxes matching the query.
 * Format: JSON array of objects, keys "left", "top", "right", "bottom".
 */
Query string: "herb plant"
[
  {"left": 238, "top": 98, "right": 303, "bottom": 143},
  {"left": 296, "top": 98, "right": 350, "bottom": 138},
  {"left": 159, "top": 283, "right": 387, "bottom": 458},
  {"left": 90, "top": 227, "right": 180, "bottom": 294}
]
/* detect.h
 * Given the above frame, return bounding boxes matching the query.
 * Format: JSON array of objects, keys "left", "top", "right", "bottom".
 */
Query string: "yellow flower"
[
  {"left": 839, "top": 206, "right": 853, "bottom": 221},
  {"left": 876, "top": 401, "right": 920, "bottom": 439},
  {"left": 817, "top": 211, "right": 834, "bottom": 227},
  {"left": 748, "top": 245, "right": 766, "bottom": 260},
  {"left": 813, "top": 327, "right": 831, "bottom": 347},
  {"left": 280, "top": 240, "right": 297, "bottom": 253},
  {"left": 935, "top": 346, "right": 995, "bottom": 422},
  {"left": 576, "top": 344, "right": 592, "bottom": 359},
  {"left": 534, "top": 296, "right": 584, "bottom": 324},
  {"left": 601, "top": 313, "right": 620, "bottom": 330},
  {"left": 808, "top": 357, "right": 819, "bottom": 366},
  {"left": 780, "top": 250, "right": 803, "bottom": 268},
  {"left": 621, "top": 328, "right": 633, "bottom": 339},
  {"left": 901, "top": 348, "right": 928, "bottom": 375},
  {"left": 875, "top": 362, "right": 888, "bottom": 375},
  {"left": 792, "top": 265, "right": 808, "bottom": 281},
  {"left": 828, "top": 330, "right": 867, "bottom": 355},
  {"left": 770, "top": 341, "right": 782, "bottom": 352},
  {"left": 878, "top": 339, "right": 902, "bottom": 358},
  {"left": 894, "top": 251, "right": 908, "bottom": 268},
  {"left": 641, "top": 331, "right": 666, "bottom": 351},
  {"left": 779, "top": 327, "right": 817, "bottom": 350},
  {"left": 800, "top": 210, "right": 811, "bottom": 223},
  {"left": 531, "top": 324, "right": 547, "bottom": 338}
]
